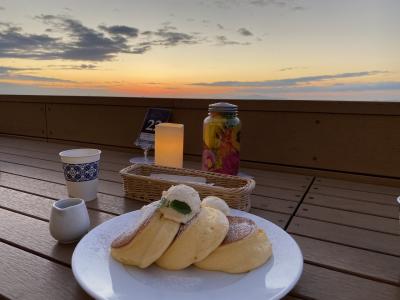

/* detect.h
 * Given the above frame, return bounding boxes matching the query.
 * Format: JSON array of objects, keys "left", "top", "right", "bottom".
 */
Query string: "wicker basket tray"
[{"left": 120, "top": 164, "right": 255, "bottom": 211}]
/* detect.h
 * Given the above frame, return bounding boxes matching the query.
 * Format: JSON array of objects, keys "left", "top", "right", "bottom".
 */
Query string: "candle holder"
[
  {"left": 155, "top": 123, "right": 184, "bottom": 168},
  {"left": 129, "top": 142, "right": 154, "bottom": 165}
]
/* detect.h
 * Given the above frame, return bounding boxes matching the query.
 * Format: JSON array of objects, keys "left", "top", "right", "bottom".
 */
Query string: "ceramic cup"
[
  {"left": 59, "top": 148, "right": 101, "bottom": 201},
  {"left": 49, "top": 198, "right": 90, "bottom": 243}
]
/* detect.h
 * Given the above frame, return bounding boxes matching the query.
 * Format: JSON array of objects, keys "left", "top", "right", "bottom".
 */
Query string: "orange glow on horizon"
[{"left": 109, "top": 84, "right": 233, "bottom": 97}]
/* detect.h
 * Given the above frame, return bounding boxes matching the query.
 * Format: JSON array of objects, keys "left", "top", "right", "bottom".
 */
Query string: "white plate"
[{"left": 72, "top": 209, "right": 303, "bottom": 300}]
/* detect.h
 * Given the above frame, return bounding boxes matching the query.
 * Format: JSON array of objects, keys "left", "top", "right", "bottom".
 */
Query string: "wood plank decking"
[{"left": 0, "top": 136, "right": 398, "bottom": 300}]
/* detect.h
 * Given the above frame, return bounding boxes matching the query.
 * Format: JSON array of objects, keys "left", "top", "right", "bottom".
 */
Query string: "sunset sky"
[{"left": 0, "top": 0, "right": 399, "bottom": 100}]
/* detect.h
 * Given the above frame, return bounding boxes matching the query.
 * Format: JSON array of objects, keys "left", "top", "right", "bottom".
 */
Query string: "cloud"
[
  {"left": 138, "top": 25, "right": 201, "bottom": 49},
  {"left": 47, "top": 64, "right": 98, "bottom": 70},
  {"left": 279, "top": 67, "right": 295, "bottom": 72},
  {"left": 228, "top": 81, "right": 400, "bottom": 101},
  {"left": 36, "top": 14, "right": 138, "bottom": 61},
  {"left": 238, "top": 28, "right": 253, "bottom": 36},
  {"left": 203, "top": 0, "right": 306, "bottom": 11},
  {"left": 0, "top": 22, "right": 60, "bottom": 59},
  {"left": 191, "top": 71, "right": 387, "bottom": 87},
  {"left": 250, "top": 0, "right": 287, "bottom": 7},
  {"left": 0, "top": 81, "right": 119, "bottom": 96},
  {"left": 3, "top": 74, "right": 73, "bottom": 82},
  {"left": 99, "top": 25, "right": 138, "bottom": 37},
  {"left": 0, "top": 66, "right": 40, "bottom": 72},
  {"left": 0, "top": 16, "right": 202, "bottom": 61},
  {"left": 213, "top": 0, "right": 238, "bottom": 9},
  {"left": 0, "top": 16, "right": 136, "bottom": 61},
  {"left": 215, "top": 35, "right": 251, "bottom": 46},
  {"left": 311, "top": 81, "right": 400, "bottom": 92},
  {"left": 76, "top": 63, "right": 97, "bottom": 70},
  {"left": 130, "top": 45, "right": 152, "bottom": 54},
  {"left": 201, "top": 80, "right": 400, "bottom": 101},
  {"left": 279, "top": 66, "right": 307, "bottom": 72},
  {"left": 250, "top": 0, "right": 305, "bottom": 10},
  {"left": 0, "top": 66, "right": 73, "bottom": 82}
]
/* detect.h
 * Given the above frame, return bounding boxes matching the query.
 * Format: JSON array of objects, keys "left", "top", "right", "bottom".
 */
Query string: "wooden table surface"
[{"left": 0, "top": 136, "right": 399, "bottom": 300}]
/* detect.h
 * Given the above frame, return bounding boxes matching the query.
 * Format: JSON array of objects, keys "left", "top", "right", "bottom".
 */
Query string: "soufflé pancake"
[
  {"left": 111, "top": 184, "right": 272, "bottom": 274},
  {"left": 156, "top": 206, "right": 229, "bottom": 270},
  {"left": 111, "top": 184, "right": 201, "bottom": 268},
  {"left": 195, "top": 216, "right": 272, "bottom": 273},
  {"left": 110, "top": 201, "right": 181, "bottom": 268}
]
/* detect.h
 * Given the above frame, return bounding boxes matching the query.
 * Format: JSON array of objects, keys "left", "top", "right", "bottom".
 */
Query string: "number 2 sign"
[
  {"left": 135, "top": 108, "right": 172, "bottom": 149},
  {"left": 144, "top": 119, "right": 162, "bottom": 131}
]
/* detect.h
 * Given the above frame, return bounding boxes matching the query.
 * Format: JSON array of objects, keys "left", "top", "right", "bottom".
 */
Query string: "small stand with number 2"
[{"left": 130, "top": 108, "right": 172, "bottom": 164}]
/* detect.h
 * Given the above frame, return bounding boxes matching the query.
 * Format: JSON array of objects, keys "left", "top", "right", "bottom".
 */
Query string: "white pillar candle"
[{"left": 155, "top": 123, "right": 184, "bottom": 168}]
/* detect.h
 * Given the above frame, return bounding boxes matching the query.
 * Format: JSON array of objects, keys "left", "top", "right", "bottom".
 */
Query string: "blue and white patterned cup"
[{"left": 59, "top": 149, "right": 101, "bottom": 201}]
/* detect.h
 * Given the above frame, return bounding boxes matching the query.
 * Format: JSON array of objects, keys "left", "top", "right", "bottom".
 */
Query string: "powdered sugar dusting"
[
  {"left": 111, "top": 202, "right": 159, "bottom": 248},
  {"left": 222, "top": 216, "right": 256, "bottom": 245}
]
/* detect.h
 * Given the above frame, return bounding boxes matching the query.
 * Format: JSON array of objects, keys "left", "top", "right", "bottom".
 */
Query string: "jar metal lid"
[{"left": 209, "top": 102, "right": 238, "bottom": 113}]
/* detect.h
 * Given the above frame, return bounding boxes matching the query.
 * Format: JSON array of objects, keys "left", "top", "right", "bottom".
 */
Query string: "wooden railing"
[{"left": 0, "top": 94, "right": 399, "bottom": 179}]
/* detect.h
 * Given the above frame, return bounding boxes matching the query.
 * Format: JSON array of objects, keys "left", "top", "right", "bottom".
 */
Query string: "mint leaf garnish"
[{"left": 169, "top": 200, "right": 192, "bottom": 215}]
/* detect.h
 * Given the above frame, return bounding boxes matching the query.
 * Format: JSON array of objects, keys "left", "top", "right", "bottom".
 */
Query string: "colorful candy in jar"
[{"left": 202, "top": 102, "right": 241, "bottom": 175}]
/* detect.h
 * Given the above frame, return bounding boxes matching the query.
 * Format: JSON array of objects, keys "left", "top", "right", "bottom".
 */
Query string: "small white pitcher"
[{"left": 49, "top": 198, "right": 90, "bottom": 243}]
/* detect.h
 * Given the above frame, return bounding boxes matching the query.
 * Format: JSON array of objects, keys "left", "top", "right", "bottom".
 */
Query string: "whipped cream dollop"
[
  {"left": 201, "top": 196, "right": 231, "bottom": 216},
  {"left": 159, "top": 184, "right": 201, "bottom": 224}
]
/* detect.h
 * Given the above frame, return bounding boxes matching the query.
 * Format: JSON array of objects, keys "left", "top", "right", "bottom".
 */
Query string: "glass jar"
[{"left": 202, "top": 102, "right": 241, "bottom": 175}]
